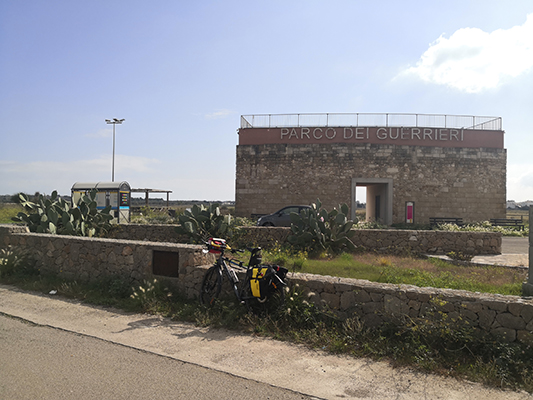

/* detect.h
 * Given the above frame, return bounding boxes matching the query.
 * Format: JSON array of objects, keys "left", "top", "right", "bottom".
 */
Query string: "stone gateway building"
[{"left": 235, "top": 113, "right": 506, "bottom": 225}]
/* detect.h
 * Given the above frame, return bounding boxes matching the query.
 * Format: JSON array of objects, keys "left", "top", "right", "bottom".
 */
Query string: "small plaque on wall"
[
  {"left": 152, "top": 251, "right": 179, "bottom": 278},
  {"left": 406, "top": 201, "right": 414, "bottom": 224}
]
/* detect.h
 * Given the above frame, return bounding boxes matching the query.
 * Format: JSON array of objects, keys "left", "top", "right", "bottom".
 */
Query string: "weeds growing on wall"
[{"left": 0, "top": 246, "right": 38, "bottom": 278}]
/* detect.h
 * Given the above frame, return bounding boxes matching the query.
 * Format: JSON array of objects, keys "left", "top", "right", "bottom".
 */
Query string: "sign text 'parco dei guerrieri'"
[{"left": 280, "top": 127, "right": 464, "bottom": 142}]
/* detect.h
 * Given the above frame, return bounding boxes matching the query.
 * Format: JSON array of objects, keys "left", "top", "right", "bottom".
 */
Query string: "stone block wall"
[
  {"left": 3, "top": 225, "right": 527, "bottom": 343},
  {"left": 287, "top": 273, "right": 533, "bottom": 343},
  {"left": 0, "top": 226, "right": 212, "bottom": 299},
  {"left": 107, "top": 223, "right": 187, "bottom": 243},
  {"left": 100, "top": 224, "right": 503, "bottom": 255},
  {"left": 237, "top": 227, "right": 502, "bottom": 255},
  {"left": 235, "top": 143, "right": 507, "bottom": 224}
]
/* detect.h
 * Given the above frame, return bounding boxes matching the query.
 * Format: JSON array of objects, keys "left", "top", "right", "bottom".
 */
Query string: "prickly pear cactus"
[
  {"left": 287, "top": 199, "right": 357, "bottom": 254},
  {"left": 12, "top": 190, "right": 113, "bottom": 237},
  {"left": 175, "top": 203, "right": 232, "bottom": 244}
]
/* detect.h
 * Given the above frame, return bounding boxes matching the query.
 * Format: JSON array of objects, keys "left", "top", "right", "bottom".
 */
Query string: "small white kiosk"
[{"left": 71, "top": 181, "right": 131, "bottom": 223}]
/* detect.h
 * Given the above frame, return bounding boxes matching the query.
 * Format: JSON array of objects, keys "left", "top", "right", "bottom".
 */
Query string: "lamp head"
[{"left": 105, "top": 118, "right": 125, "bottom": 124}]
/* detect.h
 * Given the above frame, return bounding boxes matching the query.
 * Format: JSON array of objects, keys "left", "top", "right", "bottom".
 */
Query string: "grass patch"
[
  {"left": 263, "top": 251, "right": 526, "bottom": 296},
  {"left": 0, "top": 204, "right": 22, "bottom": 224}
]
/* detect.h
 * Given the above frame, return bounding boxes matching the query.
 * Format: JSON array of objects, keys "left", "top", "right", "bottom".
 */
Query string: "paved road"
[
  {"left": 1, "top": 285, "right": 530, "bottom": 400},
  {"left": 457, "top": 237, "right": 530, "bottom": 268},
  {"left": 502, "top": 237, "right": 530, "bottom": 254},
  {"left": 0, "top": 314, "right": 311, "bottom": 400}
]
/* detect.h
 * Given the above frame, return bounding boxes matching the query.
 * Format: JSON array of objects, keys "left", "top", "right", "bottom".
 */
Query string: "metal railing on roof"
[{"left": 240, "top": 113, "right": 502, "bottom": 130}]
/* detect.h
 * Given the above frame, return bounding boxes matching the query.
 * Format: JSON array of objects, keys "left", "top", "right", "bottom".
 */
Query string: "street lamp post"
[{"left": 105, "top": 118, "right": 125, "bottom": 182}]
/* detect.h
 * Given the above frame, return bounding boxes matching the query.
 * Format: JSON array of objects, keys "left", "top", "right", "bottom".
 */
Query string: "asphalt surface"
[
  {"left": 501, "top": 237, "right": 530, "bottom": 254},
  {"left": 0, "top": 315, "right": 313, "bottom": 400},
  {"left": 432, "top": 237, "right": 531, "bottom": 268}
]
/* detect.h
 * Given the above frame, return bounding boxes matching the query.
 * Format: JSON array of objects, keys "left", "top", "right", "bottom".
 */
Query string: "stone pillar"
[{"left": 522, "top": 208, "right": 533, "bottom": 296}]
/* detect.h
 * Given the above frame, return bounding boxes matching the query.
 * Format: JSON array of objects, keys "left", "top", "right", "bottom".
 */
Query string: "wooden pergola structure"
[{"left": 131, "top": 188, "right": 173, "bottom": 207}]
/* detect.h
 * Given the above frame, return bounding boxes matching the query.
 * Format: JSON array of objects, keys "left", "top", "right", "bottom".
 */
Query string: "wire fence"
[{"left": 240, "top": 113, "right": 502, "bottom": 130}]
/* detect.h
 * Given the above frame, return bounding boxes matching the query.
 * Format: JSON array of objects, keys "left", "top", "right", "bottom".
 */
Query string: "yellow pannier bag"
[{"left": 249, "top": 266, "right": 271, "bottom": 298}]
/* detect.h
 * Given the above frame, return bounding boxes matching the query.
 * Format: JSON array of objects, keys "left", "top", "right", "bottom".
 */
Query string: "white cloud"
[
  {"left": 507, "top": 163, "right": 533, "bottom": 201},
  {"left": 401, "top": 14, "right": 533, "bottom": 93},
  {"left": 85, "top": 128, "right": 112, "bottom": 138},
  {"left": 205, "top": 109, "right": 233, "bottom": 119}
]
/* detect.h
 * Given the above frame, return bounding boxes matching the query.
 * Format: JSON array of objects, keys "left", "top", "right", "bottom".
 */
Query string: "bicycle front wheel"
[{"left": 200, "top": 266, "right": 222, "bottom": 306}]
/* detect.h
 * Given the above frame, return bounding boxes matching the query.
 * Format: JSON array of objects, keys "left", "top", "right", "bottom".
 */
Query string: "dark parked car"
[{"left": 257, "top": 205, "right": 311, "bottom": 227}]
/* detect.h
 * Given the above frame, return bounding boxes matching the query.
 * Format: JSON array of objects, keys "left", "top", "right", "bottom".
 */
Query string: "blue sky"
[{"left": 1, "top": 0, "right": 533, "bottom": 202}]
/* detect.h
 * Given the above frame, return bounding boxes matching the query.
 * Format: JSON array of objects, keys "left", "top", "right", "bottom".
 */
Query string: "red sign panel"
[{"left": 238, "top": 127, "right": 504, "bottom": 149}]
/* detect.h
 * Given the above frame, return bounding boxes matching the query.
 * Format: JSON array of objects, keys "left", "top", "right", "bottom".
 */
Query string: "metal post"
[
  {"left": 522, "top": 208, "right": 533, "bottom": 296},
  {"left": 105, "top": 118, "right": 125, "bottom": 182},
  {"left": 112, "top": 124, "right": 116, "bottom": 182},
  {"left": 529, "top": 207, "right": 533, "bottom": 282}
]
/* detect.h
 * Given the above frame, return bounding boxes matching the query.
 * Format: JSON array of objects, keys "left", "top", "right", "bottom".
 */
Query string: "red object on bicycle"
[{"left": 207, "top": 238, "right": 229, "bottom": 254}]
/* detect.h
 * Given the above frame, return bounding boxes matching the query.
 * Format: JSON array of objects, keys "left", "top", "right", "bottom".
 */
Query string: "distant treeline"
[
  {"left": 0, "top": 193, "right": 527, "bottom": 210},
  {"left": 0, "top": 193, "right": 234, "bottom": 207}
]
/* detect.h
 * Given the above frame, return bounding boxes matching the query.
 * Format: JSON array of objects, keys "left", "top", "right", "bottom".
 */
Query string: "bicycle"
[{"left": 200, "top": 238, "right": 287, "bottom": 314}]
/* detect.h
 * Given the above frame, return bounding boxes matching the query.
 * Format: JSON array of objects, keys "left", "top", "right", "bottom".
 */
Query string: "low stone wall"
[
  {"left": 107, "top": 224, "right": 187, "bottom": 243},
  {"left": 286, "top": 272, "right": 533, "bottom": 344},
  {"left": 2, "top": 225, "right": 526, "bottom": 343},
  {"left": 196, "top": 259, "right": 533, "bottom": 344},
  {"left": 238, "top": 227, "right": 502, "bottom": 255},
  {"left": 105, "top": 224, "right": 502, "bottom": 255},
  {"left": 0, "top": 226, "right": 212, "bottom": 299}
]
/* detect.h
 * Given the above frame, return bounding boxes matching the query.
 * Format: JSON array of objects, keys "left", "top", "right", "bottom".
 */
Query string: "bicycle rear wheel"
[
  {"left": 243, "top": 278, "right": 285, "bottom": 315},
  {"left": 200, "top": 266, "right": 222, "bottom": 305}
]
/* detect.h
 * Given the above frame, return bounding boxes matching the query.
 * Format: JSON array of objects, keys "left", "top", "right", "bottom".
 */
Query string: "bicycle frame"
[{"left": 217, "top": 255, "right": 246, "bottom": 302}]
